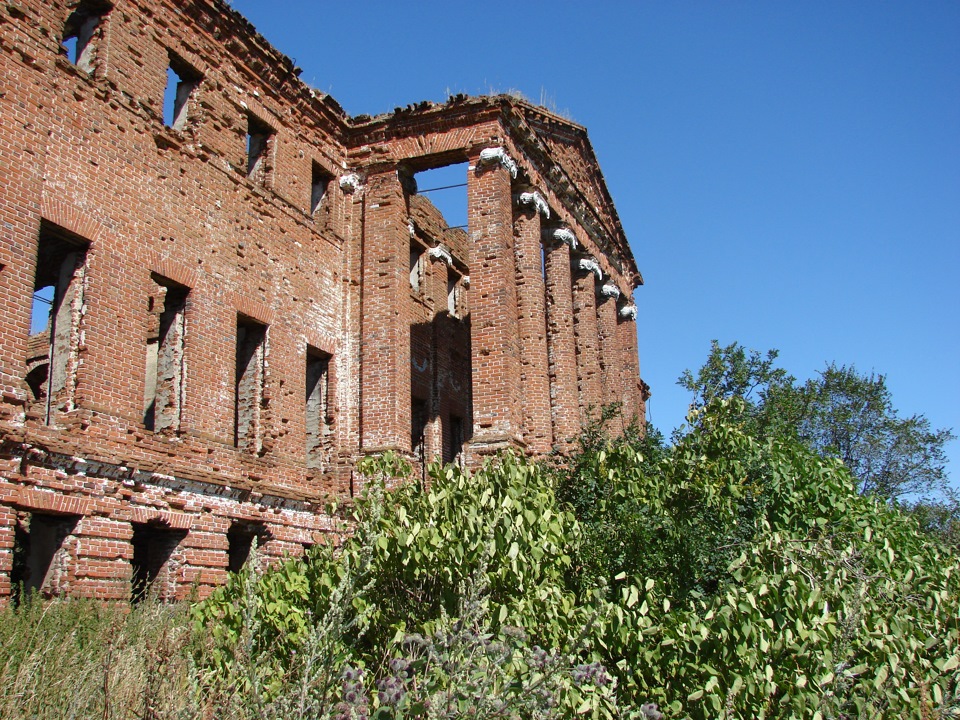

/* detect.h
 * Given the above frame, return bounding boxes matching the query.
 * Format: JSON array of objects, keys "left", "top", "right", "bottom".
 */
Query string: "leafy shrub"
[
  {"left": 563, "top": 401, "right": 960, "bottom": 718},
  {"left": 195, "top": 452, "right": 625, "bottom": 718}
]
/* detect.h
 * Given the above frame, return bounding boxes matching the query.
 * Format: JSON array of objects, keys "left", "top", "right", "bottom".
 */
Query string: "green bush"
[
  {"left": 562, "top": 401, "right": 960, "bottom": 718},
  {"left": 4, "top": 400, "right": 955, "bottom": 719},
  {"left": 195, "top": 451, "right": 624, "bottom": 718}
]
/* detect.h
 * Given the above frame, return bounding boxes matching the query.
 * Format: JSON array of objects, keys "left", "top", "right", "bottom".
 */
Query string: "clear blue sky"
[{"left": 230, "top": 0, "right": 959, "bottom": 478}]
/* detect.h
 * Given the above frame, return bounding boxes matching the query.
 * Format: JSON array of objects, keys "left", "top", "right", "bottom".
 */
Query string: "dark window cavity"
[
  {"left": 144, "top": 275, "right": 188, "bottom": 433},
  {"left": 130, "top": 522, "right": 186, "bottom": 603},
  {"left": 305, "top": 348, "right": 332, "bottom": 470},
  {"left": 246, "top": 114, "right": 274, "bottom": 183},
  {"left": 10, "top": 512, "right": 78, "bottom": 604},
  {"left": 310, "top": 162, "right": 332, "bottom": 215},
  {"left": 235, "top": 316, "right": 267, "bottom": 453},
  {"left": 227, "top": 522, "right": 269, "bottom": 573}
]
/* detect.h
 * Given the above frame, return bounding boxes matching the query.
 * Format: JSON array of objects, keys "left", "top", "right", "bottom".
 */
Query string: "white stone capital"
[
  {"left": 578, "top": 257, "right": 602, "bottom": 280},
  {"left": 427, "top": 245, "right": 454, "bottom": 266},
  {"left": 548, "top": 227, "right": 578, "bottom": 249},
  {"left": 339, "top": 173, "right": 362, "bottom": 193},
  {"left": 518, "top": 191, "right": 550, "bottom": 218},
  {"left": 477, "top": 147, "right": 518, "bottom": 179},
  {"left": 619, "top": 304, "right": 638, "bottom": 321},
  {"left": 600, "top": 282, "right": 621, "bottom": 299}
]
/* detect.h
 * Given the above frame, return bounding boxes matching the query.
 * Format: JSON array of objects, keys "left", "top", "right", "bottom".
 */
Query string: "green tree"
[{"left": 679, "top": 341, "right": 955, "bottom": 501}]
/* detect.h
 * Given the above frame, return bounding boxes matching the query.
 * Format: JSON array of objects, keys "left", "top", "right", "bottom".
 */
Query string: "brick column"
[
  {"left": 0, "top": 503, "right": 15, "bottom": 602},
  {"left": 543, "top": 231, "right": 580, "bottom": 448},
  {"left": 596, "top": 281, "right": 623, "bottom": 436},
  {"left": 616, "top": 302, "right": 643, "bottom": 427},
  {"left": 513, "top": 192, "right": 552, "bottom": 455},
  {"left": 466, "top": 149, "right": 523, "bottom": 452},
  {"left": 572, "top": 256, "right": 603, "bottom": 425},
  {"left": 360, "top": 169, "right": 411, "bottom": 453}
]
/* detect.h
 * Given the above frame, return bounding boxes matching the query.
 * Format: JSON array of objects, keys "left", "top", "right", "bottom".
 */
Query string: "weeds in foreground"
[{"left": 0, "top": 594, "right": 201, "bottom": 720}]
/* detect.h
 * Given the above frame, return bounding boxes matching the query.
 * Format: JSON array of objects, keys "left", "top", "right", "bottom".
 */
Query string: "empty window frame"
[
  {"left": 143, "top": 275, "right": 188, "bottom": 433},
  {"left": 227, "top": 521, "right": 268, "bottom": 573},
  {"left": 163, "top": 54, "right": 201, "bottom": 131},
  {"left": 130, "top": 522, "right": 186, "bottom": 603},
  {"left": 246, "top": 113, "right": 274, "bottom": 184},
  {"left": 310, "top": 162, "right": 333, "bottom": 215},
  {"left": 28, "top": 224, "right": 89, "bottom": 423},
  {"left": 235, "top": 316, "right": 267, "bottom": 453},
  {"left": 10, "top": 512, "right": 78, "bottom": 604},
  {"left": 61, "top": 1, "right": 110, "bottom": 74},
  {"left": 305, "top": 348, "right": 332, "bottom": 470}
]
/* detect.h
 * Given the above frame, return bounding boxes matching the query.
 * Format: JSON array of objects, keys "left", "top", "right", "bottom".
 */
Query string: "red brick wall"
[{"left": 0, "top": 0, "right": 644, "bottom": 603}]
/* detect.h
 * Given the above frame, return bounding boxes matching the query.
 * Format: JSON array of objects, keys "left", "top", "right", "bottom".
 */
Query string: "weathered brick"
[{"left": 0, "top": 0, "right": 644, "bottom": 603}]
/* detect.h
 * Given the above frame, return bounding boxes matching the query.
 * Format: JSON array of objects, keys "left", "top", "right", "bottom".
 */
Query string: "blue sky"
[{"left": 230, "top": 0, "right": 959, "bottom": 478}]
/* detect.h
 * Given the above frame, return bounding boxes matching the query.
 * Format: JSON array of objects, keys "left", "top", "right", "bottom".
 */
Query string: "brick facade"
[{"left": 0, "top": 0, "right": 645, "bottom": 603}]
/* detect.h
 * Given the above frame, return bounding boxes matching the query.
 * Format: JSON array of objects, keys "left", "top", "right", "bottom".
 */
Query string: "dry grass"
[{"left": 0, "top": 594, "right": 206, "bottom": 720}]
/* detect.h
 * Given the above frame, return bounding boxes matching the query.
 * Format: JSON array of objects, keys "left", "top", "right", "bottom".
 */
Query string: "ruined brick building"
[{"left": 0, "top": 0, "right": 647, "bottom": 602}]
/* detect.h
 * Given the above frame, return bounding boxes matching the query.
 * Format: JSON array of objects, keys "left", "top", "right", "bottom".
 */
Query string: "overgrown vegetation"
[{"left": 2, "top": 400, "right": 958, "bottom": 718}]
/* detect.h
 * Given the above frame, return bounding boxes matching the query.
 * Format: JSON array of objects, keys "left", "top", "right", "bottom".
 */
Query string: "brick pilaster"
[
  {"left": 572, "top": 259, "right": 603, "bottom": 425},
  {"left": 543, "top": 238, "right": 580, "bottom": 449},
  {"left": 465, "top": 151, "right": 523, "bottom": 452},
  {"left": 360, "top": 169, "right": 411, "bottom": 452},
  {"left": 616, "top": 304, "right": 644, "bottom": 427},
  {"left": 513, "top": 200, "right": 552, "bottom": 454},
  {"left": 596, "top": 290, "right": 623, "bottom": 436}
]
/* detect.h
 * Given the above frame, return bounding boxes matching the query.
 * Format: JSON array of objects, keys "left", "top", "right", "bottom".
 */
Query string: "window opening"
[
  {"left": 163, "top": 55, "right": 201, "bottom": 130},
  {"left": 144, "top": 276, "right": 188, "bottom": 432},
  {"left": 130, "top": 522, "right": 185, "bottom": 603},
  {"left": 10, "top": 513, "right": 78, "bottom": 604},
  {"left": 413, "top": 163, "right": 469, "bottom": 231},
  {"left": 306, "top": 348, "right": 332, "bottom": 470},
  {"left": 62, "top": 2, "right": 109, "bottom": 74},
  {"left": 235, "top": 316, "right": 267, "bottom": 453},
  {"left": 227, "top": 522, "right": 268, "bottom": 573},
  {"left": 29, "top": 225, "right": 88, "bottom": 423},
  {"left": 310, "top": 162, "right": 332, "bottom": 215},
  {"left": 246, "top": 113, "right": 274, "bottom": 183}
]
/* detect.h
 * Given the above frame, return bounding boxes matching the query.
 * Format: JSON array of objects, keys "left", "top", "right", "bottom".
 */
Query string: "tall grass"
[{"left": 0, "top": 594, "right": 204, "bottom": 720}]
